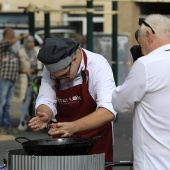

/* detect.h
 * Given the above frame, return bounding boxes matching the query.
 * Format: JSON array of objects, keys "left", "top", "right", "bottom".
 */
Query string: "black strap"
[{"left": 81, "top": 71, "right": 86, "bottom": 80}]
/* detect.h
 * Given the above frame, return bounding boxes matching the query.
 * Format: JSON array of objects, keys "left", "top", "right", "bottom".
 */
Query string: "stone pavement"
[{"left": 0, "top": 96, "right": 133, "bottom": 170}]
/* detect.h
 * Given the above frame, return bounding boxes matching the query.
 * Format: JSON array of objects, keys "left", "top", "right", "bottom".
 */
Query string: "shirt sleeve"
[
  {"left": 91, "top": 57, "right": 117, "bottom": 116},
  {"left": 0, "top": 41, "right": 10, "bottom": 52},
  {"left": 35, "top": 66, "right": 57, "bottom": 116},
  {"left": 112, "top": 60, "right": 146, "bottom": 113}
]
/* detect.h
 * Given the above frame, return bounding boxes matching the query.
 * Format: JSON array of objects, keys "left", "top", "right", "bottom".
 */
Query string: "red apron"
[{"left": 55, "top": 50, "right": 113, "bottom": 163}]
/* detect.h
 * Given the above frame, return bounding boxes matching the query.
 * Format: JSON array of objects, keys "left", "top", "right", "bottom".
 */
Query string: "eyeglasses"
[
  {"left": 50, "top": 63, "right": 72, "bottom": 81},
  {"left": 135, "top": 29, "right": 139, "bottom": 42},
  {"left": 139, "top": 18, "right": 155, "bottom": 34}
]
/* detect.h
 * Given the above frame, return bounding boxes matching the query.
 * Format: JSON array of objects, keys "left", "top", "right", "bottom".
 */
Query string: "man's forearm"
[
  {"left": 73, "top": 108, "right": 115, "bottom": 133},
  {"left": 10, "top": 35, "right": 23, "bottom": 45},
  {"left": 36, "top": 104, "right": 53, "bottom": 123},
  {"left": 10, "top": 34, "right": 28, "bottom": 45}
]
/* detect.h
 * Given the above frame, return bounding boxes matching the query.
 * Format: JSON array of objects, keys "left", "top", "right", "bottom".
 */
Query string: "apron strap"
[{"left": 82, "top": 49, "right": 89, "bottom": 84}]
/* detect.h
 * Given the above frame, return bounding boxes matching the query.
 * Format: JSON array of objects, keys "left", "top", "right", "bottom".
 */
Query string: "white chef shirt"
[
  {"left": 36, "top": 48, "right": 117, "bottom": 117},
  {"left": 112, "top": 44, "right": 170, "bottom": 170}
]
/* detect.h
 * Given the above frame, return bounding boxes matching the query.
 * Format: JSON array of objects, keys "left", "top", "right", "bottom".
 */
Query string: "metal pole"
[
  {"left": 112, "top": 1, "right": 118, "bottom": 86},
  {"left": 86, "top": 0, "right": 93, "bottom": 51},
  {"left": 28, "top": 12, "right": 35, "bottom": 37},
  {"left": 112, "top": 1, "right": 118, "bottom": 122},
  {"left": 44, "top": 12, "right": 50, "bottom": 40}
]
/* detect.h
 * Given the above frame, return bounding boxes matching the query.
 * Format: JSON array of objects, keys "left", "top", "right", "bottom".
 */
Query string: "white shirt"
[
  {"left": 36, "top": 49, "right": 117, "bottom": 117},
  {"left": 112, "top": 44, "right": 170, "bottom": 170}
]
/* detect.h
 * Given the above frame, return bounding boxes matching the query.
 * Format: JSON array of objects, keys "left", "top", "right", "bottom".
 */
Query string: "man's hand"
[
  {"left": 22, "top": 33, "right": 29, "bottom": 39},
  {"left": 48, "top": 122, "right": 78, "bottom": 137},
  {"left": 28, "top": 112, "right": 51, "bottom": 131},
  {"left": 23, "top": 68, "right": 35, "bottom": 74},
  {"left": 48, "top": 108, "right": 114, "bottom": 137}
]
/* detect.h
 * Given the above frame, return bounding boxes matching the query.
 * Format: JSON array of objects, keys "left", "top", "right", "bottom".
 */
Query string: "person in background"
[
  {"left": 14, "top": 35, "right": 42, "bottom": 131},
  {"left": 0, "top": 27, "right": 28, "bottom": 134},
  {"left": 112, "top": 14, "right": 170, "bottom": 170},
  {"left": 28, "top": 38, "right": 116, "bottom": 167}
]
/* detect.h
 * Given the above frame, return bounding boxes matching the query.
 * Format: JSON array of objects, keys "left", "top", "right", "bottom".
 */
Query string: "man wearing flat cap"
[{"left": 29, "top": 38, "right": 117, "bottom": 164}]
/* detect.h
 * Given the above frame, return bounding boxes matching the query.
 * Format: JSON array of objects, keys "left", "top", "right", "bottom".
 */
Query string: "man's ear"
[
  {"left": 146, "top": 30, "right": 154, "bottom": 44},
  {"left": 72, "top": 55, "right": 77, "bottom": 61}
]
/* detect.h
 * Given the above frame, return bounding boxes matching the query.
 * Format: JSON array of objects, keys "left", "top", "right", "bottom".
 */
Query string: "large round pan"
[{"left": 15, "top": 136, "right": 103, "bottom": 156}]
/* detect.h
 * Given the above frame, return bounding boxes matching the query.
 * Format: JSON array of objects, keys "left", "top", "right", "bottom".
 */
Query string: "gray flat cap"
[{"left": 37, "top": 38, "right": 79, "bottom": 72}]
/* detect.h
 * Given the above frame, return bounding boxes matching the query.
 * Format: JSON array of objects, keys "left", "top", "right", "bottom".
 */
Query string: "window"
[
  {"left": 141, "top": 3, "right": 170, "bottom": 15},
  {"left": 0, "top": 12, "right": 28, "bottom": 26},
  {"left": 62, "top": 5, "right": 104, "bottom": 36}
]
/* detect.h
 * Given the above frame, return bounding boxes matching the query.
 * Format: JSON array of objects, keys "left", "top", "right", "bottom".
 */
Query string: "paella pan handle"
[
  {"left": 15, "top": 137, "right": 32, "bottom": 144},
  {"left": 90, "top": 136, "right": 103, "bottom": 143},
  {"left": 105, "top": 160, "right": 133, "bottom": 168}
]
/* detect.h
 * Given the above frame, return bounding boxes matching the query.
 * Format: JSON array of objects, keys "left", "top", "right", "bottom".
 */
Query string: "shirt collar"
[
  {"left": 76, "top": 49, "right": 85, "bottom": 77},
  {"left": 148, "top": 44, "right": 170, "bottom": 56}
]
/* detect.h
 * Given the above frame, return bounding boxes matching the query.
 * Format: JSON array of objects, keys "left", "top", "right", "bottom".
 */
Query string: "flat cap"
[{"left": 37, "top": 38, "right": 79, "bottom": 72}]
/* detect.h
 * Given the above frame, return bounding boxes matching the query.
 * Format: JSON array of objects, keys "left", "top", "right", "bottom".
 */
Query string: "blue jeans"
[
  {"left": 20, "top": 86, "right": 32, "bottom": 123},
  {"left": 0, "top": 77, "right": 15, "bottom": 130}
]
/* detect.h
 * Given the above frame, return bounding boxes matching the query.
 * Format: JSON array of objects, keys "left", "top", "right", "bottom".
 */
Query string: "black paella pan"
[{"left": 15, "top": 136, "right": 103, "bottom": 156}]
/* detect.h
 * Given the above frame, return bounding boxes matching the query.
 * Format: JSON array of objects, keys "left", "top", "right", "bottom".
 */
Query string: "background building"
[
  {"left": 0, "top": 0, "right": 170, "bottom": 84},
  {"left": 0, "top": 0, "right": 170, "bottom": 46}
]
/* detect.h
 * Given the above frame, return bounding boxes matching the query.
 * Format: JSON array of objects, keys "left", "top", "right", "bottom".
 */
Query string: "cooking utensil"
[
  {"left": 15, "top": 136, "right": 103, "bottom": 156},
  {"left": 105, "top": 161, "right": 133, "bottom": 168}
]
